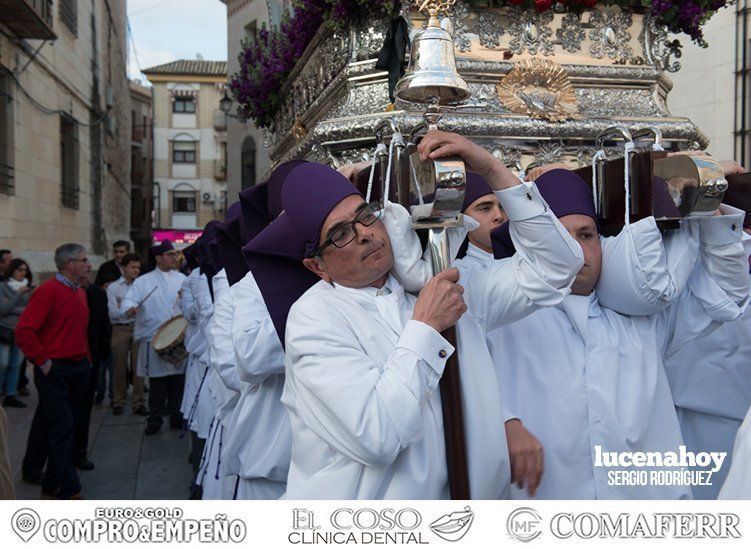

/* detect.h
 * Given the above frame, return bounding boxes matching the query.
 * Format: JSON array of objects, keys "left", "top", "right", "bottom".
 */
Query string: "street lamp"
[{"left": 219, "top": 91, "right": 234, "bottom": 116}]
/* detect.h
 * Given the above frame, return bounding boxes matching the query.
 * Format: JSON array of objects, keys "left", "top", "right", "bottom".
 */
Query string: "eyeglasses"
[{"left": 314, "top": 202, "right": 382, "bottom": 256}]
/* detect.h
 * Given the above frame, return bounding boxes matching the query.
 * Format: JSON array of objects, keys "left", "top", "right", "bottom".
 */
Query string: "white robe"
[
  {"left": 488, "top": 211, "right": 749, "bottom": 500},
  {"left": 180, "top": 270, "right": 203, "bottom": 420},
  {"left": 665, "top": 287, "right": 751, "bottom": 499},
  {"left": 282, "top": 182, "right": 584, "bottom": 499},
  {"left": 181, "top": 270, "right": 215, "bottom": 438},
  {"left": 224, "top": 271, "right": 290, "bottom": 500},
  {"left": 719, "top": 404, "right": 751, "bottom": 499},
  {"left": 200, "top": 272, "right": 244, "bottom": 500},
  {"left": 121, "top": 268, "right": 186, "bottom": 378}
]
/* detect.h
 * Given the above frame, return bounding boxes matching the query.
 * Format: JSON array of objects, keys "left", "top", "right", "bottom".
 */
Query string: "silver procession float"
[{"left": 259, "top": 0, "right": 751, "bottom": 234}]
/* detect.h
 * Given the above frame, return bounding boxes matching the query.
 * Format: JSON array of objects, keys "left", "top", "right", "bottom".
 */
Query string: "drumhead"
[{"left": 153, "top": 316, "right": 188, "bottom": 350}]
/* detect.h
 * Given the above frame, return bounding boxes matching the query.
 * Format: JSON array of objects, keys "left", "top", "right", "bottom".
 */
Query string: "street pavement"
[{"left": 5, "top": 364, "right": 193, "bottom": 499}]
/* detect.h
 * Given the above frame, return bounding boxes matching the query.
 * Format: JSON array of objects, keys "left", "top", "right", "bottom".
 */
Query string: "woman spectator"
[{"left": 0, "top": 259, "right": 34, "bottom": 408}]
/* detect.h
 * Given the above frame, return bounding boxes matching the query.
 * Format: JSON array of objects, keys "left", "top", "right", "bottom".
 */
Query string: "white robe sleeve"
[
  {"left": 285, "top": 302, "right": 454, "bottom": 468},
  {"left": 231, "top": 275, "right": 285, "bottom": 384},
  {"left": 661, "top": 207, "right": 750, "bottom": 357},
  {"left": 482, "top": 182, "right": 584, "bottom": 329},
  {"left": 596, "top": 217, "right": 700, "bottom": 316},
  {"left": 383, "top": 200, "right": 474, "bottom": 292},
  {"left": 208, "top": 289, "right": 242, "bottom": 394},
  {"left": 119, "top": 278, "right": 142, "bottom": 315},
  {"left": 180, "top": 274, "right": 198, "bottom": 323}
]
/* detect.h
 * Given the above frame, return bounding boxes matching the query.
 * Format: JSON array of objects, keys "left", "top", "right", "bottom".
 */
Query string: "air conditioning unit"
[{"left": 202, "top": 192, "right": 214, "bottom": 203}]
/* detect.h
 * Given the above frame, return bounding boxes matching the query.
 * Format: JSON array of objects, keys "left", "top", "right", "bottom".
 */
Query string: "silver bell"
[{"left": 395, "top": 7, "right": 469, "bottom": 105}]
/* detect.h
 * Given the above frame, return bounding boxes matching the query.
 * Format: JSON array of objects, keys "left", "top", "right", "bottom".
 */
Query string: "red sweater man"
[{"left": 15, "top": 275, "right": 89, "bottom": 366}]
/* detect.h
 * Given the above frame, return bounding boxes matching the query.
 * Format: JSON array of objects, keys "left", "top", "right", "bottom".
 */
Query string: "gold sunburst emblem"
[{"left": 497, "top": 59, "right": 578, "bottom": 123}]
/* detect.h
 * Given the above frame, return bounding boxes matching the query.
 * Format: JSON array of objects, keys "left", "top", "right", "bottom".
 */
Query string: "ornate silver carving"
[
  {"left": 641, "top": 14, "right": 682, "bottom": 73},
  {"left": 588, "top": 8, "right": 633, "bottom": 61},
  {"left": 475, "top": 11, "right": 504, "bottom": 49},
  {"left": 508, "top": 9, "right": 554, "bottom": 56},
  {"left": 452, "top": 0, "right": 472, "bottom": 53},
  {"left": 556, "top": 12, "right": 585, "bottom": 54},
  {"left": 350, "top": 20, "right": 388, "bottom": 61},
  {"left": 534, "top": 141, "right": 566, "bottom": 165},
  {"left": 576, "top": 88, "right": 663, "bottom": 118},
  {"left": 263, "top": 5, "right": 707, "bottom": 165}
]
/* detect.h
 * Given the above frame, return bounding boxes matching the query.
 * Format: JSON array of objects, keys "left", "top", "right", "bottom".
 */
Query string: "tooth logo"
[
  {"left": 430, "top": 506, "right": 474, "bottom": 542},
  {"left": 12, "top": 508, "right": 40, "bottom": 542}
]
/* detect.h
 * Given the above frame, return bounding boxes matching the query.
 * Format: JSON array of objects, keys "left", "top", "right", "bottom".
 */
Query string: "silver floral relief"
[
  {"left": 474, "top": 11, "right": 504, "bottom": 49},
  {"left": 329, "top": 82, "right": 391, "bottom": 118},
  {"left": 507, "top": 9, "right": 554, "bottom": 56},
  {"left": 588, "top": 8, "right": 633, "bottom": 61},
  {"left": 351, "top": 20, "right": 387, "bottom": 61},
  {"left": 532, "top": 141, "right": 567, "bottom": 166},
  {"left": 556, "top": 12, "right": 585, "bottom": 54},
  {"left": 467, "top": 82, "right": 510, "bottom": 114},
  {"left": 452, "top": 0, "right": 473, "bottom": 53},
  {"left": 575, "top": 88, "right": 665, "bottom": 118},
  {"left": 641, "top": 15, "right": 682, "bottom": 73}
]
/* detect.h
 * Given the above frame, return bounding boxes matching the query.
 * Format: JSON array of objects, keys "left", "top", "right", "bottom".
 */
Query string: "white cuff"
[
  {"left": 699, "top": 205, "right": 744, "bottom": 246},
  {"left": 398, "top": 320, "right": 454, "bottom": 376},
  {"left": 495, "top": 182, "right": 548, "bottom": 222}
]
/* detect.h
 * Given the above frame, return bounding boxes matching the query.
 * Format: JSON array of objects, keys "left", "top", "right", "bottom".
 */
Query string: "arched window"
[
  {"left": 172, "top": 132, "right": 196, "bottom": 164},
  {"left": 241, "top": 136, "right": 256, "bottom": 190}
]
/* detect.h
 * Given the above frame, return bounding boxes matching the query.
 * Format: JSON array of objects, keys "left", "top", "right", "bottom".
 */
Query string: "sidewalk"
[{"left": 5, "top": 365, "right": 193, "bottom": 500}]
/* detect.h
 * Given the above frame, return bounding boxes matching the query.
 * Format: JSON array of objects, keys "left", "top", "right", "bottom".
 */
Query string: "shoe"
[
  {"left": 17, "top": 387, "right": 30, "bottom": 397},
  {"left": 133, "top": 406, "right": 149, "bottom": 416},
  {"left": 145, "top": 424, "right": 161, "bottom": 435},
  {"left": 112, "top": 406, "right": 124, "bottom": 416},
  {"left": 76, "top": 459, "right": 95, "bottom": 471},
  {"left": 22, "top": 470, "right": 44, "bottom": 485},
  {"left": 41, "top": 490, "right": 58, "bottom": 500},
  {"left": 94, "top": 395, "right": 104, "bottom": 406},
  {"left": 3, "top": 396, "right": 27, "bottom": 408},
  {"left": 69, "top": 493, "right": 84, "bottom": 500}
]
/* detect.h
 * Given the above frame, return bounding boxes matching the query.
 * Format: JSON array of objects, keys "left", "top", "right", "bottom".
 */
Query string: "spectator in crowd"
[
  {"left": 0, "top": 259, "right": 34, "bottom": 408},
  {"left": 95, "top": 241, "right": 129, "bottom": 287},
  {"left": 93, "top": 246, "right": 127, "bottom": 407},
  {"left": 75, "top": 276, "right": 112, "bottom": 471},
  {"left": 0, "top": 250, "right": 11, "bottom": 275},
  {"left": 107, "top": 253, "right": 146, "bottom": 416},
  {"left": 16, "top": 243, "right": 92, "bottom": 499}
]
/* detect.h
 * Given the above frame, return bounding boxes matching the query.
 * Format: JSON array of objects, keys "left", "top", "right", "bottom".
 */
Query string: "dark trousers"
[
  {"left": 27, "top": 359, "right": 90, "bottom": 498},
  {"left": 147, "top": 374, "right": 184, "bottom": 429},
  {"left": 75, "top": 360, "right": 100, "bottom": 462},
  {"left": 22, "top": 369, "right": 48, "bottom": 477},
  {"left": 23, "top": 361, "right": 99, "bottom": 479}
]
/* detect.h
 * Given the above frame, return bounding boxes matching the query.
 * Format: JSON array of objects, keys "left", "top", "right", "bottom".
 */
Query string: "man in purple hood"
[{"left": 244, "top": 131, "right": 585, "bottom": 499}]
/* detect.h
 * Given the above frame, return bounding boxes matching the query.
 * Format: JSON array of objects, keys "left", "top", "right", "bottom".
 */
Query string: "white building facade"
[{"left": 143, "top": 59, "right": 228, "bottom": 242}]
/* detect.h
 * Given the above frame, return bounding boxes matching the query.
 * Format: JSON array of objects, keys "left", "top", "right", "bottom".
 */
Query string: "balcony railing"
[{"left": 0, "top": 0, "right": 56, "bottom": 40}]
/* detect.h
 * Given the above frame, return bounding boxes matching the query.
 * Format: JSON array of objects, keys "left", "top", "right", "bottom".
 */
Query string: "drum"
[{"left": 152, "top": 316, "right": 189, "bottom": 366}]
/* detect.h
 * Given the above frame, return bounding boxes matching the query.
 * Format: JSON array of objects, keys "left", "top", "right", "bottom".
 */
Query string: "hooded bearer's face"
[{"left": 303, "top": 194, "right": 394, "bottom": 289}]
